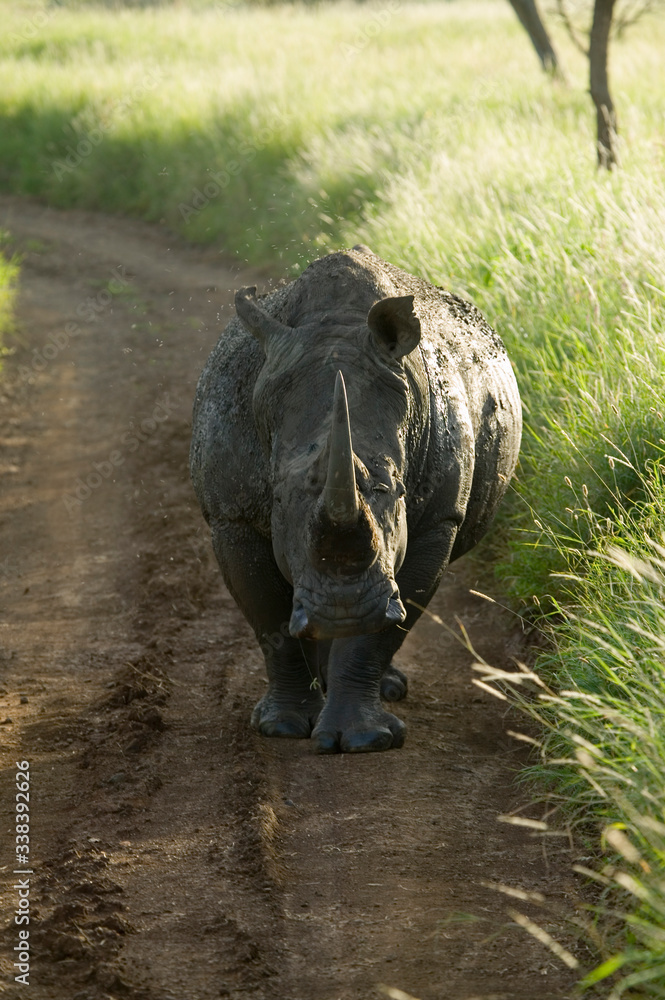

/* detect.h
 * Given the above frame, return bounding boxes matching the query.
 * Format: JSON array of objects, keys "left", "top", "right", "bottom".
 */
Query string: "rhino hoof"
[
  {"left": 380, "top": 664, "right": 408, "bottom": 702},
  {"left": 251, "top": 695, "right": 321, "bottom": 739},
  {"left": 312, "top": 710, "right": 406, "bottom": 754}
]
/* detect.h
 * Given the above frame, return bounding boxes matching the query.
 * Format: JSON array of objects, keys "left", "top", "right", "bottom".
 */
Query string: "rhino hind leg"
[
  {"left": 211, "top": 522, "right": 324, "bottom": 739},
  {"left": 380, "top": 663, "right": 408, "bottom": 702}
]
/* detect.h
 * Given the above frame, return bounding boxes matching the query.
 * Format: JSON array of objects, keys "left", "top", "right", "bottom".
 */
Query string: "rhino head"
[{"left": 235, "top": 283, "right": 424, "bottom": 640}]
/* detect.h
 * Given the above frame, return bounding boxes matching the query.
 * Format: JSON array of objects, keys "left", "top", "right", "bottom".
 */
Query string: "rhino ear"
[
  {"left": 367, "top": 295, "right": 421, "bottom": 360},
  {"left": 235, "top": 286, "right": 291, "bottom": 350}
]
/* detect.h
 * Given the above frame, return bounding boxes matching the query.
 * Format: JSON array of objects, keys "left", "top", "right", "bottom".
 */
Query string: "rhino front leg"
[
  {"left": 312, "top": 634, "right": 407, "bottom": 753},
  {"left": 211, "top": 522, "right": 324, "bottom": 738},
  {"left": 251, "top": 639, "right": 323, "bottom": 739},
  {"left": 312, "top": 521, "right": 459, "bottom": 753}
]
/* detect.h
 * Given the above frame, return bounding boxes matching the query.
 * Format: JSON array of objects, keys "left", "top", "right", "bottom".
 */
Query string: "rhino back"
[{"left": 274, "top": 250, "right": 397, "bottom": 327}]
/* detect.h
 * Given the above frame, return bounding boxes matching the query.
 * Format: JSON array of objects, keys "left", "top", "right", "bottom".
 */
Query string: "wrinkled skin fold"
[{"left": 190, "top": 247, "right": 522, "bottom": 753}]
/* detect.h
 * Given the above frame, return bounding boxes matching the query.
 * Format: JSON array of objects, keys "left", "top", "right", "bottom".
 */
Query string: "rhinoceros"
[{"left": 190, "top": 246, "right": 521, "bottom": 753}]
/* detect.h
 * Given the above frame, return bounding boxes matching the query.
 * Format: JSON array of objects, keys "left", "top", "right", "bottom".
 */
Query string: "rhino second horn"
[{"left": 323, "top": 371, "right": 359, "bottom": 526}]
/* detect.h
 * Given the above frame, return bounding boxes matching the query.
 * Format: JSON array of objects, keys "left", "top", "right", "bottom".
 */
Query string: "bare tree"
[
  {"left": 555, "top": 0, "right": 664, "bottom": 167},
  {"left": 511, "top": 0, "right": 662, "bottom": 167},
  {"left": 589, "top": 0, "right": 619, "bottom": 167},
  {"left": 555, "top": 1, "right": 619, "bottom": 166},
  {"left": 511, "top": 0, "right": 626, "bottom": 168},
  {"left": 506, "top": 0, "right": 562, "bottom": 73}
]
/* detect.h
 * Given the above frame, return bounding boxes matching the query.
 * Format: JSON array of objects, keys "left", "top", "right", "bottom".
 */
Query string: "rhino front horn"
[{"left": 322, "top": 371, "right": 359, "bottom": 526}]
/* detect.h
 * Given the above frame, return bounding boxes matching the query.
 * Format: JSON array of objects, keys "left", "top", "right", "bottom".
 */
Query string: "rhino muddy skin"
[{"left": 190, "top": 246, "right": 521, "bottom": 754}]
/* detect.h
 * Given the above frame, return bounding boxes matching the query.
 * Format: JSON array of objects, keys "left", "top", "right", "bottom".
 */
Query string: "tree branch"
[{"left": 554, "top": 0, "right": 590, "bottom": 55}]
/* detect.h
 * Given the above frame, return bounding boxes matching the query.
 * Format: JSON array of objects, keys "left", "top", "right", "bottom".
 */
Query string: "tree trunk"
[
  {"left": 589, "top": 0, "right": 619, "bottom": 168},
  {"left": 507, "top": 0, "right": 561, "bottom": 74}
]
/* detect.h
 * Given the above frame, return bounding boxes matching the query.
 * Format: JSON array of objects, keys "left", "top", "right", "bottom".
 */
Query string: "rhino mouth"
[{"left": 289, "top": 571, "right": 406, "bottom": 639}]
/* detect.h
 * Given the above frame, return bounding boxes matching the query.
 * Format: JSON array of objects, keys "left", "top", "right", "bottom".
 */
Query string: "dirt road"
[{"left": 0, "top": 197, "right": 583, "bottom": 1000}]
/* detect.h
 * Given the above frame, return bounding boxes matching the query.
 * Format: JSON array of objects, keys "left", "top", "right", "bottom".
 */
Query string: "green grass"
[
  {"left": 3, "top": 1, "right": 665, "bottom": 991},
  {"left": 476, "top": 471, "right": 665, "bottom": 996},
  {"left": 1, "top": 1, "right": 664, "bottom": 595},
  {"left": 0, "top": 233, "right": 19, "bottom": 358}
]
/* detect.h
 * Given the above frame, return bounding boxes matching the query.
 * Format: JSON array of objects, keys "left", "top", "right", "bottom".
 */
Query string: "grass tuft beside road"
[
  {"left": 3, "top": 0, "right": 665, "bottom": 991},
  {"left": 0, "top": 233, "right": 19, "bottom": 357},
  {"left": 477, "top": 469, "right": 665, "bottom": 996}
]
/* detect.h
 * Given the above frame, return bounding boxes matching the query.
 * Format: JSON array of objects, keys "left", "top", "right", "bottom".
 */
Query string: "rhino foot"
[
  {"left": 380, "top": 663, "right": 408, "bottom": 702},
  {"left": 251, "top": 693, "right": 323, "bottom": 739},
  {"left": 311, "top": 705, "right": 406, "bottom": 754}
]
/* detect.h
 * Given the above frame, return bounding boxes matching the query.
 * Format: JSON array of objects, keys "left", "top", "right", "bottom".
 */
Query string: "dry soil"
[{"left": 0, "top": 197, "right": 586, "bottom": 1000}]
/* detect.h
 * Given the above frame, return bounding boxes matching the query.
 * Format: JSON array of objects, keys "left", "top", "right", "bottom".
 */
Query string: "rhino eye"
[{"left": 373, "top": 483, "right": 390, "bottom": 493}]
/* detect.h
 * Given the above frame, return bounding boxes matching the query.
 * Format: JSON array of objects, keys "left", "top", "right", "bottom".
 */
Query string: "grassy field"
[
  {"left": 2, "top": 0, "right": 665, "bottom": 992},
  {"left": 0, "top": 235, "right": 18, "bottom": 358}
]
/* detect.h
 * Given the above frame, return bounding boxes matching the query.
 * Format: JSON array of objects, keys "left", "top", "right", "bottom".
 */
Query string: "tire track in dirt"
[{"left": 0, "top": 197, "right": 585, "bottom": 1000}]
